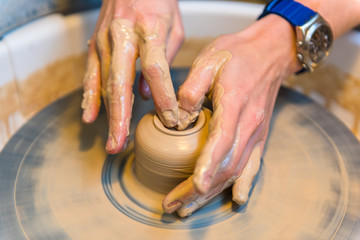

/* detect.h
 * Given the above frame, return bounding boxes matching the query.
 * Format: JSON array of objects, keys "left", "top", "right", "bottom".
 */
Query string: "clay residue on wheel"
[
  {"left": 18, "top": 53, "right": 87, "bottom": 117},
  {"left": 286, "top": 63, "right": 360, "bottom": 137},
  {"left": 0, "top": 80, "right": 25, "bottom": 148}
]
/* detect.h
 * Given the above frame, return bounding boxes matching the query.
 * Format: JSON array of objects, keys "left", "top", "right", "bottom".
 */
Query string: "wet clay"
[
  {"left": 134, "top": 108, "right": 211, "bottom": 194},
  {"left": 177, "top": 46, "right": 232, "bottom": 132},
  {"left": 232, "top": 145, "right": 261, "bottom": 205},
  {"left": 136, "top": 17, "right": 179, "bottom": 127}
]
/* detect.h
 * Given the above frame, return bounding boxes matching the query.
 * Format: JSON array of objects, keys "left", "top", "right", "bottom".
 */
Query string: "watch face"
[{"left": 308, "top": 25, "right": 333, "bottom": 64}]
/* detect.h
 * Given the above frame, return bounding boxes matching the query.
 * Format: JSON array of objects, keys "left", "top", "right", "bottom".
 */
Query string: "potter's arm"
[{"left": 81, "top": 0, "right": 184, "bottom": 154}]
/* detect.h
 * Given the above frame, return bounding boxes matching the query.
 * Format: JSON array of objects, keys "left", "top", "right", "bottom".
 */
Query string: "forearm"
[{"left": 298, "top": 0, "right": 360, "bottom": 38}]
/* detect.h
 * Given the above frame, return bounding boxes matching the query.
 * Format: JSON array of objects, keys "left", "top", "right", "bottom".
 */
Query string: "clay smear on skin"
[
  {"left": 107, "top": 19, "right": 137, "bottom": 145},
  {"left": 177, "top": 38, "right": 360, "bottom": 139},
  {"left": 193, "top": 83, "right": 224, "bottom": 189},
  {"left": 136, "top": 16, "right": 178, "bottom": 127},
  {"left": 178, "top": 48, "right": 232, "bottom": 130},
  {"left": 173, "top": 37, "right": 360, "bottom": 139},
  {"left": 177, "top": 144, "right": 261, "bottom": 217},
  {"left": 81, "top": 52, "right": 101, "bottom": 122},
  {"left": 190, "top": 47, "right": 233, "bottom": 189},
  {"left": 232, "top": 145, "right": 261, "bottom": 205}
]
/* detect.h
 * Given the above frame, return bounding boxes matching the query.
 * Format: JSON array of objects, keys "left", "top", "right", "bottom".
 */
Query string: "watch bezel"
[{"left": 296, "top": 14, "right": 333, "bottom": 72}]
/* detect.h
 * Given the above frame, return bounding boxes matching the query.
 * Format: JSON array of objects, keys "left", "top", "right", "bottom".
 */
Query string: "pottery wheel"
[{"left": 1, "top": 68, "right": 360, "bottom": 240}]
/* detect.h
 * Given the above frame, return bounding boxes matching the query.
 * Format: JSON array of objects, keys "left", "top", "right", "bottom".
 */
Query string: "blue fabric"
[{"left": 258, "top": 0, "right": 316, "bottom": 27}]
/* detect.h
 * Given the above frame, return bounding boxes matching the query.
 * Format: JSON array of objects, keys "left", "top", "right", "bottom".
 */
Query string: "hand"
[
  {"left": 81, "top": 0, "right": 184, "bottom": 154},
  {"left": 163, "top": 15, "right": 302, "bottom": 217}
]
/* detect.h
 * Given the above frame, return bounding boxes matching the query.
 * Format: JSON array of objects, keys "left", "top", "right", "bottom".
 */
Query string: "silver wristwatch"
[{"left": 259, "top": 0, "right": 333, "bottom": 72}]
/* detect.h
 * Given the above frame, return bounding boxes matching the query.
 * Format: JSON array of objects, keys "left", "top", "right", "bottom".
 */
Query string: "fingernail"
[{"left": 164, "top": 200, "right": 182, "bottom": 213}]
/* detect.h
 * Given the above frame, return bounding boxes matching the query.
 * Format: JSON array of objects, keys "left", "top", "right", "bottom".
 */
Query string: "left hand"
[
  {"left": 163, "top": 14, "right": 302, "bottom": 217},
  {"left": 81, "top": 0, "right": 184, "bottom": 154}
]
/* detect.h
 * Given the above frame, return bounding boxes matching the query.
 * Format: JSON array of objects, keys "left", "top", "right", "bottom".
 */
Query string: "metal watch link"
[{"left": 258, "top": 0, "right": 333, "bottom": 72}]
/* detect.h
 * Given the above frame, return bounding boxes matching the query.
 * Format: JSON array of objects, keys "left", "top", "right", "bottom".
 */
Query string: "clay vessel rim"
[{"left": 153, "top": 110, "right": 205, "bottom": 136}]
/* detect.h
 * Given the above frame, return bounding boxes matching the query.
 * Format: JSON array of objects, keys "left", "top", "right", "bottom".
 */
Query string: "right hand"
[
  {"left": 81, "top": 0, "right": 184, "bottom": 154},
  {"left": 163, "top": 14, "right": 300, "bottom": 217}
]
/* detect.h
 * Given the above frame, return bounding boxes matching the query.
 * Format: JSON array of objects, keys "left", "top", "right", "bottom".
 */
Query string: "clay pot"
[{"left": 134, "top": 108, "right": 211, "bottom": 194}]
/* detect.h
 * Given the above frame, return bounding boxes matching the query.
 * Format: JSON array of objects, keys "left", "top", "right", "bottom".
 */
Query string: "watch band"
[
  {"left": 258, "top": 0, "right": 316, "bottom": 27},
  {"left": 258, "top": 0, "right": 320, "bottom": 74}
]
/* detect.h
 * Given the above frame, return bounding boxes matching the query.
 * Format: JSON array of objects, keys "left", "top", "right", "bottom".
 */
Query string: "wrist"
[
  {"left": 248, "top": 14, "right": 303, "bottom": 77},
  {"left": 258, "top": 0, "right": 336, "bottom": 73}
]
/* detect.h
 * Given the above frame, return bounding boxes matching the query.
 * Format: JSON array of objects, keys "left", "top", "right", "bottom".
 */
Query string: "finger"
[
  {"left": 105, "top": 19, "right": 138, "bottom": 154},
  {"left": 162, "top": 176, "right": 196, "bottom": 214},
  {"left": 227, "top": 92, "right": 271, "bottom": 204},
  {"left": 169, "top": 127, "right": 265, "bottom": 216},
  {"left": 95, "top": 2, "right": 113, "bottom": 113},
  {"left": 176, "top": 47, "right": 231, "bottom": 130},
  {"left": 81, "top": 39, "right": 101, "bottom": 123},
  {"left": 165, "top": 5, "right": 184, "bottom": 64},
  {"left": 138, "top": 73, "right": 152, "bottom": 99},
  {"left": 232, "top": 143, "right": 262, "bottom": 205},
  {"left": 230, "top": 95, "right": 273, "bottom": 203},
  {"left": 176, "top": 179, "right": 233, "bottom": 217},
  {"left": 163, "top": 123, "right": 244, "bottom": 216},
  {"left": 138, "top": 7, "right": 184, "bottom": 101},
  {"left": 193, "top": 78, "right": 244, "bottom": 194},
  {"left": 81, "top": 0, "right": 112, "bottom": 123},
  {"left": 163, "top": 175, "right": 233, "bottom": 217},
  {"left": 137, "top": 17, "right": 178, "bottom": 128},
  {"left": 163, "top": 161, "right": 239, "bottom": 217}
]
